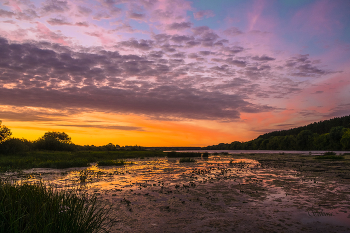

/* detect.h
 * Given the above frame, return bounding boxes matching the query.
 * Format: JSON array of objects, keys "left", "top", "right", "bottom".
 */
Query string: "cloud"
[
  {"left": 193, "top": 10, "right": 215, "bottom": 20},
  {"left": 128, "top": 11, "right": 146, "bottom": 20},
  {"left": 0, "top": 9, "right": 15, "bottom": 18},
  {"left": 223, "top": 27, "right": 243, "bottom": 36},
  {"left": 251, "top": 55, "right": 275, "bottom": 62},
  {"left": 58, "top": 124, "right": 145, "bottom": 131},
  {"left": 41, "top": 0, "right": 69, "bottom": 13},
  {"left": 286, "top": 54, "right": 331, "bottom": 77},
  {"left": 167, "top": 22, "right": 192, "bottom": 30},
  {"left": 47, "top": 18, "right": 71, "bottom": 26},
  {"left": 119, "top": 39, "right": 154, "bottom": 51},
  {"left": 77, "top": 5, "right": 92, "bottom": 16},
  {"left": 0, "top": 37, "right": 275, "bottom": 121}
]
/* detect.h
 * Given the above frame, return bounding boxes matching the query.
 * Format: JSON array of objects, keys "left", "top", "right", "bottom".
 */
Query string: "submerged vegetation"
[
  {"left": 0, "top": 180, "right": 110, "bottom": 233},
  {"left": 204, "top": 115, "right": 350, "bottom": 151}
]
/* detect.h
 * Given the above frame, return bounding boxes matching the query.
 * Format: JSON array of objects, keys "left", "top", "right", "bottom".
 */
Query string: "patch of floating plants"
[{"left": 2, "top": 154, "right": 350, "bottom": 232}]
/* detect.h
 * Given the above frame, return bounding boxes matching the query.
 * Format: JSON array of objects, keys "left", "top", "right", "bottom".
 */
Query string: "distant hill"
[{"left": 203, "top": 115, "right": 350, "bottom": 151}]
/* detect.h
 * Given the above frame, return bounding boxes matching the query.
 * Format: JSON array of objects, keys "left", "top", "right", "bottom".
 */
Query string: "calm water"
[
  {"left": 3, "top": 156, "right": 350, "bottom": 232},
  {"left": 167, "top": 150, "right": 350, "bottom": 155}
]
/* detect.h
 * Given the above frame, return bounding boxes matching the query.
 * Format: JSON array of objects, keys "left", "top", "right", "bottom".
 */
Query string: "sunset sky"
[{"left": 0, "top": 0, "right": 350, "bottom": 147}]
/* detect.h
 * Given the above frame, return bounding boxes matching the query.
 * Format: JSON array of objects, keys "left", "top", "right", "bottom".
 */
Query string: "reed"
[{"left": 0, "top": 180, "right": 110, "bottom": 233}]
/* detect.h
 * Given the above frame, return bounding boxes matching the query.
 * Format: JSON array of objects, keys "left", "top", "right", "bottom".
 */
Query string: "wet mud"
[{"left": 3, "top": 154, "right": 350, "bottom": 233}]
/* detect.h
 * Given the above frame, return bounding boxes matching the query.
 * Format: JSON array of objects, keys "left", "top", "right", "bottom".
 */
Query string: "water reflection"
[{"left": 2, "top": 156, "right": 350, "bottom": 232}]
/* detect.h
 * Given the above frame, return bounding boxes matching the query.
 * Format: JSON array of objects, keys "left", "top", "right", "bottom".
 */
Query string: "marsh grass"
[
  {"left": 0, "top": 180, "right": 110, "bottom": 233},
  {"left": 179, "top": 158, "right": 196, "bottom": 163},
  {"left": 314, "top": 155, "right": 345, "bottom": 160},
  {"left": 0, "top": 150, "right": 166, "bottom": 171},
  {"left": 97, "top": 160, "right": 125, "bottom": 166}
]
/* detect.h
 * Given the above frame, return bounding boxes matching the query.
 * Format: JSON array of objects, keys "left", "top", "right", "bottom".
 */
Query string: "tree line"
[
  {"left": 0, "top": 121, "right": 143, "bottom": 154},
  {"left": 203, "top": 115, "right": 350, "bottom": 151}
]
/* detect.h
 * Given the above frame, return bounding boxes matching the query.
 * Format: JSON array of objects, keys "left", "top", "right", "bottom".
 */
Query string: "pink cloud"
[
  {"left": 35, "top": 22, "right": 68, "bottom": 45},
  {"left": 193, "top": 10, "right": 215, "bottom": 20}
]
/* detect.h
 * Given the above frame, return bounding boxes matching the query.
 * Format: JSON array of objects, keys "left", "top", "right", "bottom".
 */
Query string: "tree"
[
  {"left": 296, "top": 130, "right": 313, "bottom": 150},
  {"left": 340, "top": 129, "right": 350, "bottom": 150},
  {"left": 34, "top": 131, "right": 74, "bottom": 151},
  {"left": 329, "top": 126, "right": 346, "bottom": 150},
  {"left": 42, "top": 131, "right": 71, "bottom": 143},
  {"left": 0, "top": 121, "right": 12, "bottom": 143}
]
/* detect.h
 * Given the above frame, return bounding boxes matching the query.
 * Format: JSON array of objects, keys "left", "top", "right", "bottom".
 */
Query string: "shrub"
[{"left": 0, "top": 138, "right": 32, "bottom": 154}]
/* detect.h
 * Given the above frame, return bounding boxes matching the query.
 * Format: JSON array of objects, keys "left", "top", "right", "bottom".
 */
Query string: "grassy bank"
[
  {"left": 0, "top": 180, "right": 110, "bottom": 233},
  {"left": 0, "top": 150, "right": 166, "bottom": 171}
]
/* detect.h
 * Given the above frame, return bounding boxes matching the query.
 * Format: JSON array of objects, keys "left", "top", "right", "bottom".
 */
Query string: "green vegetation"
[
  {"left": 314, "top": 155, "right": 345, "bottom": 160},
  {"left": 97, "top": 160, "right": 125, "bottom": 166},
  {"left": 0, "top": 180, "right": 110, "bottom": 233},
  {"left": 204, "top": 115, "right": 350, "bottom": 151},
  {"left": 0, "top": 122, "right": 167, "bottom": 171},
  {"left": 179, "top": 158, "right": 196, "bottom": 163},
  {"left": 0, "top": 151, "right": 166, "bottom": 171}
]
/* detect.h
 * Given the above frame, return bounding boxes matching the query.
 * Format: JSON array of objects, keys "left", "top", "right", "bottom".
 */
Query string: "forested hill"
[
  {"left": 203, "top": 115, "right": 350, "bottom": 151},
  {"left": 258, "top": 115, "right": 350, "bottom": 139}
]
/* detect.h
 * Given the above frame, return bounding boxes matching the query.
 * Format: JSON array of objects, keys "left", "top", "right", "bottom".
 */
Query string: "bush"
[
  {"left": 0, "top": 138, "right": 32, "bottom": 154},
  {"left": 0, "top": 180, "right": 110, "bottom": 233}
]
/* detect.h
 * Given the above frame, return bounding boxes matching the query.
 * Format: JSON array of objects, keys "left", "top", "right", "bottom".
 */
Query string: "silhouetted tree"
[{"left": 0, "top": 121, "right": 12, "bottom": 143}]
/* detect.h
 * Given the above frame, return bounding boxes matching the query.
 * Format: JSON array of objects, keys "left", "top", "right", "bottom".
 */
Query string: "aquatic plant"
[
  {"left": 97, "top": 160, "right": 125, "bottom": 166},
  {"left": 179, "top": 158, "right": 196, "bottom": 163},
  {"left": 202, "top": 152, "right": 209, "bottom": 157},
  {"left": 0, "top": 180, "right": 110, "bottom": 233}
]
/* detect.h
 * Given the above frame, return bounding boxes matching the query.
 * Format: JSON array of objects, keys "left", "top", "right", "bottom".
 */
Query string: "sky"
[{"left": 0, "top": 0, "right": 350, "bottom": 147}]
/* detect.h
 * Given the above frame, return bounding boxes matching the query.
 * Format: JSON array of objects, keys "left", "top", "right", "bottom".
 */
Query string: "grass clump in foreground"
[
  {"left": 97, "top": 160, "right": 125, "bottom": 166},
  {"left": 179, "top": 158, "right": 196, "bottom": 163},
  {"left": 0, "top": 180, "right": 110, "bottom": 233}
]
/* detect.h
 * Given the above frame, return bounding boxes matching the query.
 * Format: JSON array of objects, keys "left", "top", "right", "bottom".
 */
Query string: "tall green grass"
[{"left": 0, "top": 180, "right": 110, "bottom": 233}]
